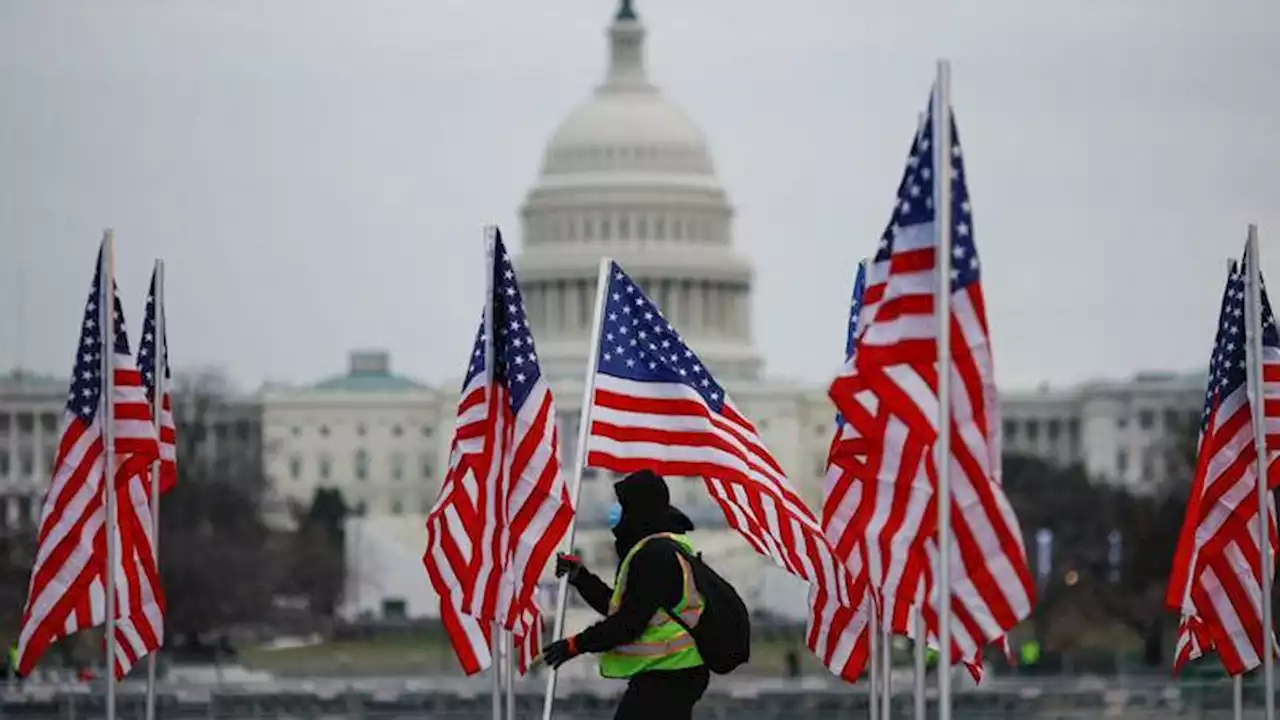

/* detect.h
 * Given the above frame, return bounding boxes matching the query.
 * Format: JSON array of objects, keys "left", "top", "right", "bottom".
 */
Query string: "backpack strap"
[{"left": 647, "top": 536, "right": 699, "bottom": 633}]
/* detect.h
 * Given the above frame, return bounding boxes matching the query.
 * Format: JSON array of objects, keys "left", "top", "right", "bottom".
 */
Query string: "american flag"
[
  {"left": 584, "top": 261, "right": 871, "bottom": 680},
  {"left": 423, "top": 229, "right": 571, "bottom": 675},
  {"left": 828, "top": 93, "right": 1034, "bottom": 666},
  {"left": 1166, "top": 253, "right": 1280, "bottom": 675},
  {"left": 16, "top": 241, "right": 163, "bottom": 678},
  {"left": 138, "top": 268, "right": 177, "bottom": 493}
]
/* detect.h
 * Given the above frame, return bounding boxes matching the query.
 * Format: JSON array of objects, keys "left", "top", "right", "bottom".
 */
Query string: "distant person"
[
  {"left": 785, "top": 648, "right": 800, "bottom": 679},
  {"left": 540, "top": 469, "right": 750, "bottom": 720}
]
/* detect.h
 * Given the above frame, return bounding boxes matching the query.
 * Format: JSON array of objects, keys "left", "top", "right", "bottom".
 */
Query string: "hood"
[{"left": 612, "top": 469, "right": 695, "bottom": 559}]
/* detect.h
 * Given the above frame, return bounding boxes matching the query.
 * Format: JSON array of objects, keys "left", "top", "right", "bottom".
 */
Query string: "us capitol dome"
[
  {"left": 514, "top": 0, "right": 763, "bottom": 382},
  {"left": 509, "top": 0, "right": 828, "bottom": 630}
]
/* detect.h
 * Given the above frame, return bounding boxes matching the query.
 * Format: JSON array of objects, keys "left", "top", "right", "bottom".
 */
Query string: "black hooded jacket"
[{"left": 569, "top": 471, "right": 696, "bottom": 654}]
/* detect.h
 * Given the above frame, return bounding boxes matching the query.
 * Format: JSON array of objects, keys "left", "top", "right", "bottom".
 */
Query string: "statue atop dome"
[{"left": 615, "top": 0, "right": 637, "bottom": 22}]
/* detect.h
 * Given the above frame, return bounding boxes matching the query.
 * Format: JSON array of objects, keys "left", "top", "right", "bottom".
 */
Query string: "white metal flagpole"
[
  {"left": 541, "top": 257, "right": 613, "bottom": 720},
  {"left": 479, "top": 226, "right": 503, "bottom": 720},
  {"left": 491, "top": 619, "right": 502, "bottom": 720},
  {"left": 505, "top": 630, "right": 515, "bottom": 720},
  {"left": 880, "top": 612, "right": 892, "bottom": 720},
  {"left": 1244, "top": 223, "right": 1276, "bottom": 720},
  {"left": 914, "top": 605, "right": 926, "bottom": 720},
  {"left": 932, "top": 59, "right": 956, "bottom": 720},
  {"left": 144, "top": 259, "right": 166, "bottom": 720},
  {"left": 101, "top": 229, "right": 119, "bottom": 720},
  {"left": 868, "top": 609, "right": 879, "bottom": 720},
  {"left": 1224, "top": 256, "right": 1244, "bottom": 720}
]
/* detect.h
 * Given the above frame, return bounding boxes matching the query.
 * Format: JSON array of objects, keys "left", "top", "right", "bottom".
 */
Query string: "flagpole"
[
  {"left": 913, "top": 605, "right": 926, "bottom": 720},
  {"left": 1244, "top": 223, "right": 1275, "bottom": 720},
  {"left": 868, "top": 609, "right": 879, "bottom": 720},
  {"left": 491, "top": 620, "right": 502, "bottom": 720},
  {"left": 101, "top": 229, "right": 119, "bottom": 720},
  {"left": 880, "top": 609, "right": 891, "bottom": 720},
  {"left": 932, "top": 59, "right": 956, "bottom": 720},
  {"left": 541, "top": 257, "right": 613, "bottom": 720},
  {"left": 505, "top": 630, "right": 515, "bottom": 720},
  {"left": 481, "top": 226, "right": 504, "bottom": 720},
  {"left": 144, "top": 259, "right": 166, "bottom": 720},
  {"left": 1234, "top": 674, "right": 1243, "bottom": 720},
  {"left": 1227, "top": 254, "right": 1244, "bottom": 720}
]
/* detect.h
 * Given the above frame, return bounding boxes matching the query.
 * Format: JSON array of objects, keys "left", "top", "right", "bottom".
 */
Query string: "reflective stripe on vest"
[{"left": 598, "top": 533, "right": 705, "bottom": 677}]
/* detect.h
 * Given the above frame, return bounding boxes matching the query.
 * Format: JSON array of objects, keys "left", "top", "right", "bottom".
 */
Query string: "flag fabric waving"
[
  {"left": 16, "top": 243, "right": 162, "bottom": 678},
  {"left": 423, "top": 229, "right": 572, "bottom": 675},
  {"left": 827, "top": 92, "right": 1034, "bottom": 666},
  {"left": 1166, "top": 254, "right": 1280, "bottom": 675},
  {"left": 584, "top": 260, "right": 871, "bottom": 680},
  {"left": 138, "top": 269, "right": 177, "bottom": 493}
]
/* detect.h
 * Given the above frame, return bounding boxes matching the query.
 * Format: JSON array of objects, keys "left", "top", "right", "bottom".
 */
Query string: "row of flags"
[
  {"left": 16, "top": 238, "right": 176, "bottom": 682},
  {"left": 424, "top": 75, "right": 1280, "bottom": 689},
  {"left": 1167, "top": 247, "right": 1280, "bottom": 675},
  {"left": 422, "top": 83, "right": 1037, "bottom": 685},
  {"left": 14, "top": 75, "right": 1274, "bottom": 692}
]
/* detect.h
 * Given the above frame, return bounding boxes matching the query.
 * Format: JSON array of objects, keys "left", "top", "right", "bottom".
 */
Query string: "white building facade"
[{"left": 259, "top": 349, "right": 450, "bottom": 524}]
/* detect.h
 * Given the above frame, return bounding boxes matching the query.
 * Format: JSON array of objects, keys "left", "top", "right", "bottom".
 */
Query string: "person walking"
[{"left": 541, "top": 469, "right": 721, "bottom": 720}]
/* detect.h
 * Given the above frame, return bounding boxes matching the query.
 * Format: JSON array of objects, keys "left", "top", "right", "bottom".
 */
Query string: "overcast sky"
[{"left": 1, "top": 0, "right": 1276, "bottom": 392}]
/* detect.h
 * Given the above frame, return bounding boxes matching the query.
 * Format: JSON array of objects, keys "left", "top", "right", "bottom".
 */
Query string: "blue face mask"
[{"left": 605, "top": 502, "right": 622, "bottom": 529}]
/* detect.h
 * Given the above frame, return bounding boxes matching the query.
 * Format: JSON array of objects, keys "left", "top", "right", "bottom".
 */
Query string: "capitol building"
[{"left": 0, "top": 3, "right": 1206, "bottom": 628}]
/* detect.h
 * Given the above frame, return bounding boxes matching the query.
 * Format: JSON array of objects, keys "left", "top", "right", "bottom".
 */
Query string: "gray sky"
[{"left": 2, "top": 0, "right": 1276, "bottom": 392}]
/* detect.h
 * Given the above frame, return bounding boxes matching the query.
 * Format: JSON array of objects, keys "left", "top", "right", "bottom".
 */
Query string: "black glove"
[
  {"left": 541, "top": 637, "right": 579, "bottom": 669},
  {"left": 555, "top": 552, "right": 585, "bottom": 582}
]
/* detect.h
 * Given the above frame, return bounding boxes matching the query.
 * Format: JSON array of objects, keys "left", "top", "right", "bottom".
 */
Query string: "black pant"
[{"left": 614, "top": 666, "right": 710, "bottom": 720}]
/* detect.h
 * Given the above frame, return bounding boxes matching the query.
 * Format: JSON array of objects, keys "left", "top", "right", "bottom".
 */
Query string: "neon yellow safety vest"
[{"left": 598, "top": 533, "right": 705, "bottom": 678}]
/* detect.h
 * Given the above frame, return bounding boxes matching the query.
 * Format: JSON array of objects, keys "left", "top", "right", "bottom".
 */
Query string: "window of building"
[
  {"left": 637, "top": 217, "right": 648, "bottom": 240},
  {"left": 1139, "top": 410, "right": 1154, "bottom": 430},
  {"left": 1116, "top": 415, "right": 1129, "bottom": 430},
  {"left": 319, "top": 455, "right": 332, "bottom": 480},
  {"left": 1163, "top": 409, "right": 1181, "bottom": 432},
  {"left": 319, "top": 425, "right": 330, "bottom": 438},
  {"left": 618, "top": 215, "right": 630, "bottom": 239},
  {"left": 18, "top": 450, "right": 33, "bottom": 477},
  {"left": 392, "top": 424, "right": 403, "bottom": 437},
  {"left": 356, "top": 423, "right": 367, "bottom": 437},
  {"left": 391, "top": 453, "right": 405, "bottom": 481},
  {"left": 0, "top": 413, "right": 9, "bottom": 434},
  {"left": 355, "top": 500, "right": 367, "bottom": 515},
  {"left": 391, "top": 498, "right": 403, "bottom": 515},
  {"left": 290, "top": 455, "right": 302, "bottom": 480},
  {"left": 1003, "top": 420, "right": 1018, "bottom": 441},
  {"left": 0, "top": 450, "right": 9, "bottom": 475},
  {"left": 17, "top": 414, "right": 33, "bottom": 434},
  {"left": 355, "top": 449, "right": 369, "bottom": 481},
  {"left": 1026, "top": 420, "right": 1039, "bottom": 442},
  {"left": 40, "top": 413, "right": 57, "bottom": 433},
  {"left": 291, "top": 426, "right": 301, "bottom": 437},
  {"left": 1067, "top": 418, "right": 1080, "bottom": 444},
  {"left": 1047, "top": 419, "right": 1061, "bottom": 442},
  {"left": 655, "top": 217, "right": 666, "bottom": 240},
  {"left": 1116, "top": 450, "right": 1129, "bottom": 475},
  {"left": 600, "top": 218, "right": 611, "bottom": 239},
  {"left": 421, "top": 425, "right": 434, "bottom": 438}
]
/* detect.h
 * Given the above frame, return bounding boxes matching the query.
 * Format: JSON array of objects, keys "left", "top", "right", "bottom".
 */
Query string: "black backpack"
[{"left": 655, "top": 538, "right": 751, "bottom": 674}]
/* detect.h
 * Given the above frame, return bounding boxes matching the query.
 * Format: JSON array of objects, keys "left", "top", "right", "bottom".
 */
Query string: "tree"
[
  {"left": 158, "top": 370, "right": 276, "bottom": 642},
  {"left": 287, "top": 487, "right": 349, "bottom": 619},
  {"left": 1003, "top": 453, "right": 1184, "bottom": 666}
]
